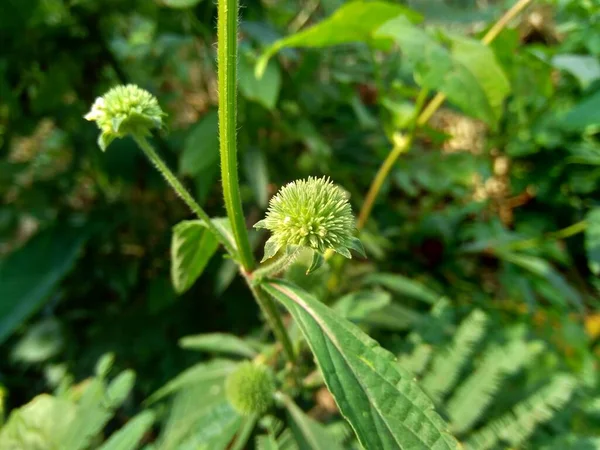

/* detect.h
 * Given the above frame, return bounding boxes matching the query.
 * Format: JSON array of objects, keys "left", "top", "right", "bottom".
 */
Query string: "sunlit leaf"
[
  {"left": 179, "top": 332, "right": 258, "bottom": 358},
  {"left": 263, "top": 279, "right": 458, "bottom": 450}
]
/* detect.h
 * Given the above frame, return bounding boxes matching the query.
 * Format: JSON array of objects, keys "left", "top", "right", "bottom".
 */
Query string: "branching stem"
[{"left": 357, "top": 0, "right": 534, "bottom": 229}]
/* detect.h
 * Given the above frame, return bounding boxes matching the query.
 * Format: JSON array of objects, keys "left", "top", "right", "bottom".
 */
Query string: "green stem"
[
  {"left": 218, "top": 0, "right": 255, "bottom": 272},
  {"left": 502, "top": 220, "right": 588, "bottom": 251},
  {"left": 253, "top": 248, "right": 301, "bottom": 280},
  {"left": 230, "top": 413, "right": 258, "bottom": 450},
  {"left": 248, "top": 283, "right": 296, "bottom": 364},
  {"left": 133, "top": 135, "right": 236, "bottom": 257}
]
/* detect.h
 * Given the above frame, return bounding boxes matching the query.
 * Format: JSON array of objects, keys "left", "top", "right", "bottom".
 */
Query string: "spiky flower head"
[
  {"left": 84, "top": 84, "right": 165, "bottom": 151},
  {"left": 254, "top": 177, "right": 364, "bottom": 262},
  {"left": 225, "top": 362, "right": 275, "bottom": 416}
]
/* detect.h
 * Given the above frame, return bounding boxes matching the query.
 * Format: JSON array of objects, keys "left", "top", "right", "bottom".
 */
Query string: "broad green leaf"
[
  {"left": 375, "top": 16, "right": 506, "bottom": 127},
  {"left": 552, "top": 54, "right": 600, "bottom": 89},
  {"left": 179, "top": 332, "right": 258, "bottom": 358},
  {"left": 256, "top": 1, "right": 421, "bottom": 76},
  {"left": 171, "top": 220, "right": 220, "bottom": 294},
  {"left": 180, "top": 110, "right": 219, "bottom": 177},
  {"left": 585, "top": 209, "right": 600, "bottom": 275},
  {"left": 106, "top": 370, "right": 136, "bottom": 408},
  {"left": 239, "top": 53, "right": 281, "bottom": 110},
  {"left": 363, "top": 273, "right": 440, "bottom": 304},
  {"left": 0, "top": 225, "right": 87, "bottom": 344},
  {"left": 447, "top": 35, "right": 510, "bottom": 124},
  {"left": 495, "top": 250, "right": 583, "bottom": 310},
  {"left": 561, "top": 90, "right": 600, "bottom": 130},
  {"left": 99, "top": 411, "right": 155, "bottom": 450},
  {"left": 146, "top": 359, "right": 237, "bottom": 404},
  {"left": 243, "top": 146, "right": 270, "bottom": 208},
  {"left": 283, "top": 395, "right": 344, "bottom": 450},
  {"left": 263, "top": 279, "right": 458, "bottom": 450}
]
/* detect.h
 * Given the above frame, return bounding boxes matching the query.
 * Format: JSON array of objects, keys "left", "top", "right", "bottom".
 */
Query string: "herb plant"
[{"left": 1, "top": 0, "right": 599, "bottom": 448}]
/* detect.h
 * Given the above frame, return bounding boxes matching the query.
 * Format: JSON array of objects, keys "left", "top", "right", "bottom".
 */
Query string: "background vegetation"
[{"left": 1, "top": 0, "right": 599, "bottom": 448}]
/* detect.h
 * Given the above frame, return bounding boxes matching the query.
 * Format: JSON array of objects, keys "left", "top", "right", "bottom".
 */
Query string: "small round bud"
[
  {"left": 254, "top": 176, "right": 364, "bottom": 261},
  {"left": 225, "top": 362, "right": 275, "bottom": 416},
  {"left": 84, "top": 84, "right": 165, "bottom": 151}
]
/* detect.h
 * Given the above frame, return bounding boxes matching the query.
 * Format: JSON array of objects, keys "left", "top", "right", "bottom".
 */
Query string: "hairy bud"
[
  {"left": 225, "top": 362, "right": 275, "bottom": 416},
  {"left": 84, "top": 84, "right": 165, "bottom": 151},
  {"left": 254, "top": 176, "right": 364, "bottom": 262}
]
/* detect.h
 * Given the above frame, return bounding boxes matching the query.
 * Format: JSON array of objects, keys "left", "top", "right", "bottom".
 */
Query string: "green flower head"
[
  {"left": 225, "top": 362, "right": 275, "bottom": 416},
  {"left": 84, "top": 84, "right": 165, "bottom": 151},
  {"left": 254, "top": 176, "right": 364, "bottom": 262}
]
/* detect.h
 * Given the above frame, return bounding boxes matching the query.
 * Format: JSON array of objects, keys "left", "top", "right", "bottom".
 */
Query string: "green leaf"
[
  {"left": 256, "top": 434, "right": 280, "bottom": 450},
  {"left": 180, "top": 110, "right": 219, "bottom": 177},
  {"left": 256, "top": 1, "right": 421, "bottom": 76},
  {"left": 495, "top": 250, "right": 583, "bottom": 310},
  {"left": 239, "top": 53, "right": 281, "bottom": 110},
  {"left": 179, "top": 333, "right": 258, "bottom": 358},
  {"left": 334, "top": 290, "right": 391, "bottom": 322},
  {"left": 585, "top": 209, "right": 600, "bottom": 276},
  {"left": 161, "top": 0, "right": 204, "bottom": 9},
  {"left": 447, "top": 35, "right": 510, "bottom": 124},
  {"left": 306, "top": 251, "right": 324, "bottom": 275},
  {"left": 171, "top": 220, "right": 220, "bottom": 294},
  {"left": 146, "top": 359, "right": 237, "bottom": 404},
  {"left": 282, "top": 395, "right": 344, "bottom": 450},
  {"left": 561, "top": 90, "right": 600, "bottom": 130},
  {"left": 11, "top": 317, "right": 63, "bottom": 364},
  {"left": 363, "top": 273, "right": 440, "bottom": 304},
  {"left": 552, "top": 54, "right": 600, "bottom": 89},
  {"left": 263, "top": 279, "right": 458, "bottom": 450},
  {"left": 0, "top": 225, "right": 87, "bottom": 344},
  {"left": 243, "top": 146, "right": 270, "bottom": 209},
  {"left": 375, "top": 16, "right": 508, "bottom": 128},
  {"left": 99, "top": 411, "right": 156, "bottom": 450},
  {"left": 106, "top": 370, "right": 136, "bottom": 408}
]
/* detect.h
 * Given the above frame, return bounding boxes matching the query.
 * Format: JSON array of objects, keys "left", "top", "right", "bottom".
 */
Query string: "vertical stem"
[
  {"left": 218, "top": 0, "right": 255, "bottom": 272},
  {"left": 356, "top": 0, "right": 534, "bottom": 229},
  {"left": 249, "top": 283, "right": 296, "bottom": 364},
  {"left": 133, "top": 135, "right": 236, "bottom": 257}
]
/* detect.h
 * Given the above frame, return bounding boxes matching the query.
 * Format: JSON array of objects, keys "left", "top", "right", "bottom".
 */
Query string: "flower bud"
[
  {"left": 225, "top": 362, "right": 275, "bottom": 416},
  {"left": 254, "top": 176, "right": 364, "bottom": 262},
  {"left": 84, "top": 84, "right": 165, "bottom": 151}
]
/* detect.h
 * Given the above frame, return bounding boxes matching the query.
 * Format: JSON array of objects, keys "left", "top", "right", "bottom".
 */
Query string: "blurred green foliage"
[{"left": 1, "top": 0, "right": 599, "bottom": 448}]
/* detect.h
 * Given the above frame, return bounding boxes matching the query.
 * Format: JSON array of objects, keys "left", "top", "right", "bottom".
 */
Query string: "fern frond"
[
  {"left": 398, "top": 341, "right": 433, "bottom": 377},
  {"left": 277, "top": 428, "right": 299, "bottom": 450},
  {"left": 256, "top": 434, "right": 280, "bottom": 450},
  {"left": 421, "top": 309, "right": 488, "bottom": 402},
  {"left": 447, "top": 337, "right": 544, "bottom": 435},
  {"left": 465, "top": 375, "right": 577, "bottom": 450}
]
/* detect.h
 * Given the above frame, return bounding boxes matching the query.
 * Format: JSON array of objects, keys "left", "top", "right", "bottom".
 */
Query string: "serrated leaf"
[
  {"left": 146, "top": 359, "right": 237, "bottom": 405},
  {"left": 171, "top": 220, "right": 220, "bottom": 294},
  {"left": 0, "top": 225, "right": 87, "bottom": 344},
  {"left": 99, "top": 411, "right": 155, "bottom": 450},
  {"left": 363, "top": 273, "right": 440, "bottom": 304},
  {"left": 283, "top": 395, "right": 344, "bottom": 450},
  {"left": 585, "top": 209, "right": 600, "bottom": 276},
  {"left": 256, "top": 1, "right": 421, "bottom": 76},
  {"left": 239, "top": 53, "right": 281, "bottom": 110},
  {"left": 180, "top": 110, "right": 219, "bottom": 177},
  {"left": 179, "top": 333, "right": 258, "bottom": 358},
  {"left": 263, "top": 279, "right": 458, "bottom": 450},
  {"left": 376, "top": 16, "right": 508, "bottom": 128}
]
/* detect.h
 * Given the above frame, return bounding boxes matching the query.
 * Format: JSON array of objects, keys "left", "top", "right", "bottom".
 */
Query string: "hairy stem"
[
  {"left": 253, "top": 248, "right": 301, "bottom": 280},
  {"left": 218, "top": 0, "right": 255, "bottom": 272},
  {"left": 133, "top": 135, "right": 236, "bottom": 256},
  {"left": 357, "top": 0, "right": 534, "bottom": 229},
  {"left": 248, "top": 283, "right": 296, "bottom": 364}
]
